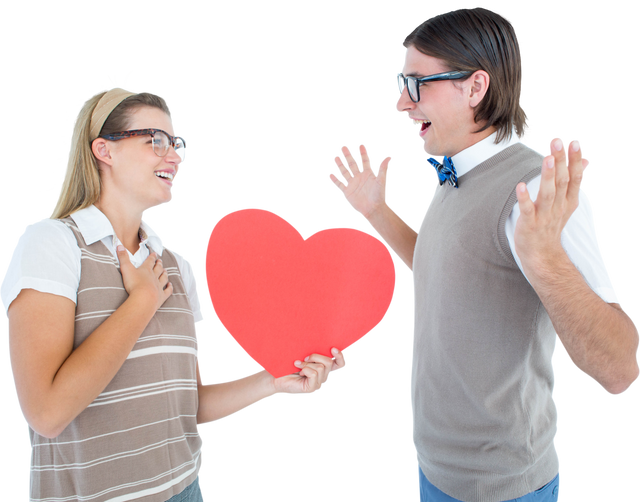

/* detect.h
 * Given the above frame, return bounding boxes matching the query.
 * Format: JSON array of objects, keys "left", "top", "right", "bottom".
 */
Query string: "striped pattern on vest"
[{"left": 29, "top": 217, "right": 202, "bottom": 502}]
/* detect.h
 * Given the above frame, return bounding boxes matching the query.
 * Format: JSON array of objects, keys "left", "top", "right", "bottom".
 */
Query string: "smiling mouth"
[
  {"left": 413, "top": 119, "right": 431, "bottom": 132},
  {"left": 418, "top": 121, "right": 431, "bottom": 137},
  {"left": 156, "top": 176, "right": 176, "bottom": 187},
  {"left": 155, "top": 171, "right": 174, "bottom": 181}
]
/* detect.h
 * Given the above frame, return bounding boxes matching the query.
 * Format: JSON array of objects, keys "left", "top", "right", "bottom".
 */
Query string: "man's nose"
[{"left": 393, "top": 87, "right": 416, "bottom": 115}]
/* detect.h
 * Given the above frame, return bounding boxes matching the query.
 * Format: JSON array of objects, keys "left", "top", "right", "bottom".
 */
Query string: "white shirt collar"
[
  {"left": 450, "top": 131, "right": 520, "bottom": 177},
  {"left": 70, "top": 205, "right": 163, "bottom": 255}
]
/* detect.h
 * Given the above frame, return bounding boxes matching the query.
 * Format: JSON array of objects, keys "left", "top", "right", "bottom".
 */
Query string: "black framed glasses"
[
  {"left": 99, "top": 128, "right": 186, "bottom": 161},
  {"left": 397, "top": 71, "right": 473, "bottom": 103}
]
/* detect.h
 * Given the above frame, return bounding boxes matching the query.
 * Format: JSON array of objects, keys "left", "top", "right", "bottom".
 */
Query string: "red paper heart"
[{"left": 206, "top": 209, "right": 395, "bottom": 378}]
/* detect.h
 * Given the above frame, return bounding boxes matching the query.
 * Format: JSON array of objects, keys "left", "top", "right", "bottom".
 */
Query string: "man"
[{"left": 331, "top": 8, "right": 638, "bottom": 502}]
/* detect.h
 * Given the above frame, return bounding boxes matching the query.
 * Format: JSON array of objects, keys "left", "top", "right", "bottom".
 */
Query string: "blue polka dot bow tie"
[{"left": 428, "top": 156, "right": 459, "bottom": 188}]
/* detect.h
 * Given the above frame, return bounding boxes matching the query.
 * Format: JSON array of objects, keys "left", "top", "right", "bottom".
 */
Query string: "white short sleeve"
[
  {"left": 2, "top": 218, "right": 205, "bottom": 321},
  {"left": 1, "top": 219, "right": 81, "bottom": 312},
  {"left": 505, "top": 177, "right": 617, "bottom": 303}
]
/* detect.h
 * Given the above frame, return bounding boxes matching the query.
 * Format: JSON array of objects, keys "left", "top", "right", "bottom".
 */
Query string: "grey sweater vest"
[
  {"left": 413, "top": 144, "right": 558, "bottom": 502},
  {"left": 29, "top": 217, "right": 202, "bottom": 502}
]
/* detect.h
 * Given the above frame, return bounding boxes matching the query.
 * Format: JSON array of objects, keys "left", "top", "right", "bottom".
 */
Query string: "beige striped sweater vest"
[{"left": 29, "top": 216, "right": 202, "bottom": 502}]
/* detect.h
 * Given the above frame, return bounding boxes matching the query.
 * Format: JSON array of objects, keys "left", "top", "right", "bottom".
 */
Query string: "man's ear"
[
  {"left": 468, "top": 70, "right": 490, "bottom": 108},
  {"left": 91, "top": 138, "right": 113, "bottom": 167}
]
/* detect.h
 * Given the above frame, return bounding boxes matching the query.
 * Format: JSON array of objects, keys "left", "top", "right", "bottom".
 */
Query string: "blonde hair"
[{"left": 51, "top": 91, "right": 171, "bottom": 219}]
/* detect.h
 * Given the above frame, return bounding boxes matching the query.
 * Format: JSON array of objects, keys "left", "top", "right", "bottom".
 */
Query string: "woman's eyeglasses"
[{"left": 99, "top": 128, "right": 186, "bottom": 161}]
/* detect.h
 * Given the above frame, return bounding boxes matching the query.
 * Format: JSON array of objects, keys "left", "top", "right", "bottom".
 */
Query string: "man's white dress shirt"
[{"left": 450, "top": 133, "right": 616, "bottom": 303}]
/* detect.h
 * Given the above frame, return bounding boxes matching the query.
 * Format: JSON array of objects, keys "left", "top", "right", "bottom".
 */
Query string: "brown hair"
[
  {"left": 51, "top": 92, "right": 171, "bottom": 219},
  {"left": 404, "top": 8, "right": 526, "bottom": 142}
]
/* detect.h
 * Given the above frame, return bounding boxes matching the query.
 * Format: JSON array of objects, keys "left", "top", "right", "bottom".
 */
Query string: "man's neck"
[{"left": 447, "top": 126, "right": 497, "bottom": 158}]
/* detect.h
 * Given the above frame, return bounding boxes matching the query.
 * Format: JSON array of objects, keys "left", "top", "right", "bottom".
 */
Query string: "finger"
[
  {"left": 300, "top": 362, "right": 324, "bottom": 374},
  {"left": 376, "top": 155, "right": 393, "bottom": 192},
  {"left": 359, "top": 145, "right": 372, "bottom": 172},
  {"left": 535, "top": 155, "right": 556, "bottom": 214},
  {"left": 341, "top": 146, "right": 361, "bottom": 175},
  {"left": 163, "top": 281, "right": 173, "bottom": 298},
  {"left": 327, "top": 171, "right": 347, "bottom": 201},
  {"left": 515, "top": 182, "right": 536, "bottom": 222},
  {"left": 298, "top": 365, "right": 319, "bottom": 391},
  {"left": 327, "top": 170, "right": 347, "bottom": 194},
  {"left": 153, "top": 260, "right": 166, "bottom": 278},
  {"left": 550, "top": 138, "right": 570, "bottom": 209},
  {"left": 330, "top": 347, "right": 345, "bottom": 371},
  {"left": 304, "top": 354, "right": 334, "bottom": 375},
  {"left": 331, "top": 153, "right": 351, "bottom": 182},
  {"left": 158, "top": 269, "right": 169, "bottom": 286},
  {"left": 565, "top": 141, "right": 585, "bottom": 211},
  {"left": 143, "top": 252, "right": 158, "bottom": 269},
  {"left": 116, "top": 245, "right": 130, "bottom": 261},
  {"left": 302, "top": 355, "right": 332, "bottom": 382},
  {"left": 293, "top": 359, "right": 320, "bottom": 380},
  {"left": 377, "top": 154, "right": 394, "bottom": 174}
]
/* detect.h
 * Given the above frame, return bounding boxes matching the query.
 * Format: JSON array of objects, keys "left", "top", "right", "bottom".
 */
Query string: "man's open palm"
[{"left": 327, "top": 143, "right": 393, "bottom": 220}]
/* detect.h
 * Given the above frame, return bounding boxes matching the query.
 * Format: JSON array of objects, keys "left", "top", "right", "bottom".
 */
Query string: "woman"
[{"left": 3, "top": 88, "right": 344, "bottom": 502}]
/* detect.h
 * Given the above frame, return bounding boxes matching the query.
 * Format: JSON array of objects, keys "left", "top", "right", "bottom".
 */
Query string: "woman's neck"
[{"left": 94, "top": 200, "right": 144, "bottom": 255}]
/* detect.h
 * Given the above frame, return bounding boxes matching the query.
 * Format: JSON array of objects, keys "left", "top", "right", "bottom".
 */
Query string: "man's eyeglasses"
[
  {"left": 397, "top": 71, "right": 473, "bottom": 103},
  {"left": 99, "top": 128, "right": 186, "bottom": 161}
]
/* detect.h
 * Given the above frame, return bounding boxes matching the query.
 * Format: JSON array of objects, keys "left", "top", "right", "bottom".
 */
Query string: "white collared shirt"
[
  {"left": 1, "top": 205, "right": 202, "bottom": 319},
  {"left": 447, "top": 133, "right": 616, "bottom": 303}
]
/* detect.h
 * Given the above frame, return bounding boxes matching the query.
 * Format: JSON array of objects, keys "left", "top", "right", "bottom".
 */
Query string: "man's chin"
[{"left": 420, "top": 141, "right": 438, "bottom": 157}]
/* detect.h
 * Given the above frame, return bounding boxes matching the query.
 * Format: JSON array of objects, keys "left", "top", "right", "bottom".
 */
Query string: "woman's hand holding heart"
[{"left": 273, "top": 348, "right": 347, "bottom": 397}]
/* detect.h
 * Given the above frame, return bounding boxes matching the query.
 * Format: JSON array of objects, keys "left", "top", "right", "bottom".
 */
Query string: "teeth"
[
  {"left": 155, "top": 171, "right": 174, "bottom": 181},
  {"left": 409, "top": 119, "right": 430, "bottom": 129}
]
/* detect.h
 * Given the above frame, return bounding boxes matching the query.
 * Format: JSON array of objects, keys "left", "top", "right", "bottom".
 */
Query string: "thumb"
[
  {"left": 116, "top": 245, "right": 132, "bottom": 271},
  {"left": 378, "top": 155, "right": 393, "bottom": 178}
]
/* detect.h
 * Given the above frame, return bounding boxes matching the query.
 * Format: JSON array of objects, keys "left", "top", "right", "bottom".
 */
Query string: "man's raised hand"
[
  {"left": 327, "top": 143, "right": 393, "bottom": 220},
  {"left": 514, "top": 138, "right": 588, "bottom": 270}
]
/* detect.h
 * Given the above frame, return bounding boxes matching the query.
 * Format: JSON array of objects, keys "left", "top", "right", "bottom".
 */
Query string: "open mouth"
[
  {"left": 156, "top": 174, "right": 175, "bottom": 186},
  {"left": 154, "top": 171, "right": 174, "bottom": 185},
  {"left": 413, "top": 119, "right": 431, "bottom": 132},
  {"left": 418, "top": 121, "right": 431, "bottom": 137}
]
